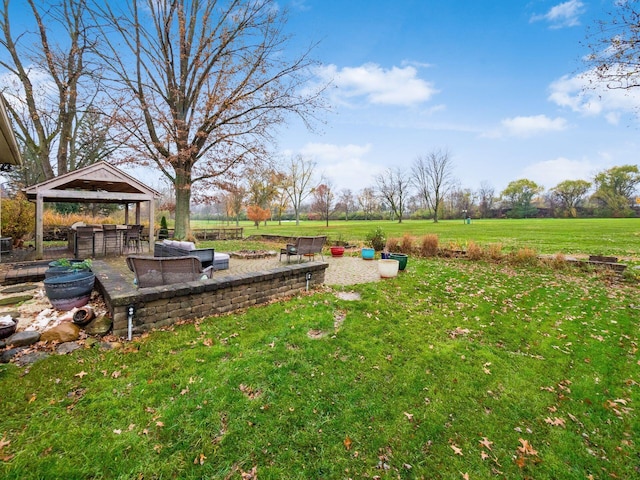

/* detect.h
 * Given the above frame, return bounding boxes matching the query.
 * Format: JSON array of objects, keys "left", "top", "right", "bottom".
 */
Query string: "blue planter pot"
[{"left": 361, "top": 248, "right": 375, "bottom": 260}]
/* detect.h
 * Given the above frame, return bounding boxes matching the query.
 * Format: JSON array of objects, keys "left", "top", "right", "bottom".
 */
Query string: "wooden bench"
[
  {"left": 280, "top": 236, "right": 326, "bottom": 263},
  {"left": 587, "top": 255, "right": 627, "bottom": 273},
  {"left": 126, "top": 255, "right": 214, "bottom": 288}
]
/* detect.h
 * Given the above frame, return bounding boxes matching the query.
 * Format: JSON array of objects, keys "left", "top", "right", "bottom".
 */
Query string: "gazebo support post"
[
  {"left": 36, "top": 193, "right": 44, "bottom": 260},
  {"left": 148, "top": 199, "right": 155, "bottom": 249}
]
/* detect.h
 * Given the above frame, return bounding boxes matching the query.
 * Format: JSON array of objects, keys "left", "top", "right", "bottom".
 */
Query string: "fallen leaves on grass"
[
  {"left": 515, "top": 438, "right": 540, "bottom": 469},
  {"left": 193, "top": 453, "right": 206, "bottom": 465},
  {"left": 544, "top": 417, "right": 566, "bottom": 428},
  {"left": 479, "top": 437, "right": 493, "bottom": 450},
  {"left": 75, "top": 371, "right": 88, "bottom": 378},
  {"left": 307, "top": 329, "right": 326, "bottom": 339},
  {"left": 239, "top": 384, "right": 263, "bottom": 400},
  {"left": 449, "top": 327, "right": 470, "bottom": 338},
  {"left": 343, "top": 436, "right": 352, "bottom": 451},
  {"left": 0, "top": 435, "right": 13, "bottom": 462},
  {"left": 603, "top": 398, "right": 632, "bottom": 418},
  {"left": 241, "top": 466, "right": 257, "bottom": 479},
  {"left": 450, "top": 444, "right": 463, "bottom": 456}
]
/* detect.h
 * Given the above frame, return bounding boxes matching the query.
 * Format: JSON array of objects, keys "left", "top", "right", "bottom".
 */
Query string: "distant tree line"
[{"left": 194, "top": 148, "right": 640, "bottom": 226}]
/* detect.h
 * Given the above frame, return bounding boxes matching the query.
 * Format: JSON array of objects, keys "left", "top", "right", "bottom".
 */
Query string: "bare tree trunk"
[{"left": 174, "top": 168, "right": 192, "bottom": 239}]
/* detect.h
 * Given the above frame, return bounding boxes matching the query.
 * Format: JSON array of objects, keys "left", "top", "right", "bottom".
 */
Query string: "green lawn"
[
  {"left": 0, "top": 255, "right": 638, "bottom": 479},
  {"left": 194, "top": 218, "right": 640, "bottom": 259}
]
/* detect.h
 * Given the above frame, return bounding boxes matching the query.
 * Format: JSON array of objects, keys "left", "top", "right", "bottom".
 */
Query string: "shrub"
[
  {"left": 466, "top": 240, "right": 483, "bottom": 261},
  {"left": 419, "top": 234, "right": 439, "bottom": 257},
  {"left": 159, "top": 216, "right": 169, "bottom": 239},
  {"left": 399, "top": 234, "right": 415, "bottom": 254},
  {"left": 365, "top": 226, "right": 386, "bottom": 251},
  {"left": 1, "top": 193, "right": 35, "bottom": 243}
]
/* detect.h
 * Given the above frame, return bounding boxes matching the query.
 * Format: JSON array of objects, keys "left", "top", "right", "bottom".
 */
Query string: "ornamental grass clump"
[
  {"left": 399, "top": 233, "right": 415, "bottom": 254},
  {"left": 385, "top": 237, "right": 400, "bottom": 253},
  {"left": 465, "top": 240, "right": 483, "bottom": 261},
  {"left": 420, "top": 234, "right": 439, "bottom": 257},
  {"left": 548, "top": 252, "right": 568, "bottom": 270},
  {"left": 510, "top": 247, "right": 538, "bottom": 266},
  {"left": 487, "top": 243, "right": 504, "bottom": 261}
]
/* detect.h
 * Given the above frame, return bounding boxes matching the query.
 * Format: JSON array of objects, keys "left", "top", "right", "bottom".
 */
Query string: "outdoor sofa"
[
  {"left": 126, "top": 255, "right": 214, "bottom": 288},
  {"left": 154, "top": 239, "right": 229, "bottom": 270}
]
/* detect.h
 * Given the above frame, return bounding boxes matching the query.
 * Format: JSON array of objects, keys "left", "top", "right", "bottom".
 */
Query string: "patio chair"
[{"left": 125, "top": 224, "right": 143, "bottom": 253}]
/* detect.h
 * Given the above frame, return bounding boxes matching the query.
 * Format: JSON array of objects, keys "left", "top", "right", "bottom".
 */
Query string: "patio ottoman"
[{"left": 213, "top": 252, "right": 230, "bottom": 271}]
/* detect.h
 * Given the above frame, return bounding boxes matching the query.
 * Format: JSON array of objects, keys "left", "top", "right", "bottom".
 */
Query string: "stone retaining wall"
[{"left": 92, "top": 260, "right": 328, "bottom": 337}]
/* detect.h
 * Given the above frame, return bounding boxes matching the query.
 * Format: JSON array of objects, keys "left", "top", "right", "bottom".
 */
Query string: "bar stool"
[
  {"left": 125, "top": 224, "right": 142, "bottom": 253},
  {"left": 102, "top": 224, "right": 120, "bottom": 256},
  {"left": 75, "top": 226, "right": 95, "bottom": 258}
]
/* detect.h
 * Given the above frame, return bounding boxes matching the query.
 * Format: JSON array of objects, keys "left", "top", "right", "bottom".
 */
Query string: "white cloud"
[
  {"left": 0, "top": 66, "right": 58, "bottom": 117},
  {"left": 300, "top": 142, "right": 371, "bottom": 160},
  {"left": 530, "top": 0, "right": 585, "bottom": 29},
  {"left": 502, "top": 115, "right": 568, "bottom": 137},
  {"left": 548, "top": 69, "right": 640, "bottom": 122},
  {"left": 316, "top": 63, "right": 438, "bottom": 106},
  {"left": 298, "top": 142, "right": 383, "bottom": 191},
  {"left": 521, "top": 156, "right": 595, "bottom": 188},
  {"left": 482, "top": 114, "right": 568, "bottom": 138}
]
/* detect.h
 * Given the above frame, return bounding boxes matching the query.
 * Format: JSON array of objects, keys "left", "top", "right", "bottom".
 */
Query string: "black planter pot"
[
  {"left": 45, "top": 266, "right": 88, "bottom": 279},
  {"left": 44, "top": 271, "right": 95, "bottom": 311},
  {"left": 46, "top": 260, "right": 90, "bottom": 279}
]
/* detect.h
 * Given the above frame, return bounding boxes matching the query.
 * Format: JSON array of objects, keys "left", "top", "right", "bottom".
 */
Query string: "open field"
[
  {"left": 193, "top": 218, "right": 640, "bottom": 259},
  {"left": 1, "top": 218, "right": 638, "bottom": 478},
  {"left": 1, "top": 255, "right": 638, "bottom": 479}
]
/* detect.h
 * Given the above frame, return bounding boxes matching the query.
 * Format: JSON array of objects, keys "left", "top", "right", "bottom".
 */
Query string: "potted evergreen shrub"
[{"left": 159, "top": 216, "right": 169, "bottom": 240}]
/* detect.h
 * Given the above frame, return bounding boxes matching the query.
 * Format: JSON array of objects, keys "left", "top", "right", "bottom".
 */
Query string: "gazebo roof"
[
  {"left": 0, "top": 93, "right": 21, "bottom": 167},
  {"left": 24, "top": 161, "right": 160, "bottom": 204}
]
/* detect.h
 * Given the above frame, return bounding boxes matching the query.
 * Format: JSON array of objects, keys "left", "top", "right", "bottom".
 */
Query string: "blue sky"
[{"left": 276, "top": 0, "right": 640, "bottom": 194}]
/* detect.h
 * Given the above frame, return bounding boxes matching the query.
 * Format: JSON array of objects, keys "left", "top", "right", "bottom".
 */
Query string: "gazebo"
[{"left": 23, "top": 161, "right": 160, "bottom": 259}]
